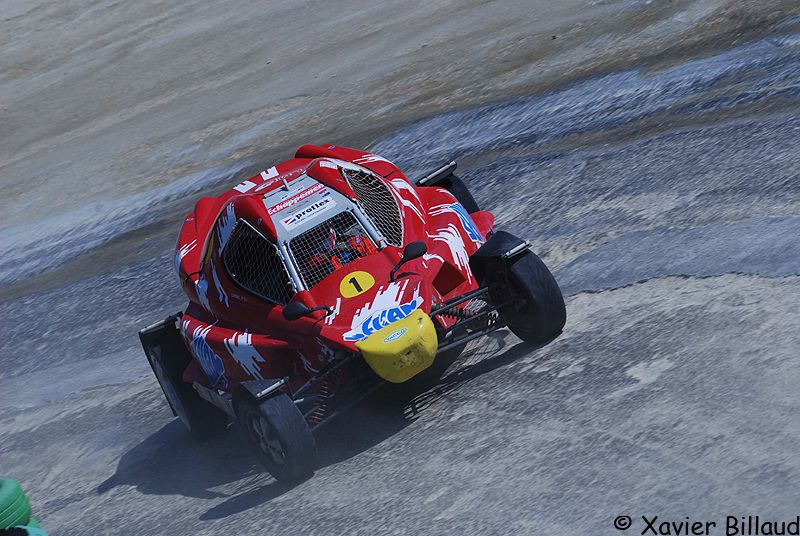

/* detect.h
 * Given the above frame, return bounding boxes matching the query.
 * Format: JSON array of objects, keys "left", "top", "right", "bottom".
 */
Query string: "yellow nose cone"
[{"left": 355, "top": 308, "right": 438, "bottom": 383}]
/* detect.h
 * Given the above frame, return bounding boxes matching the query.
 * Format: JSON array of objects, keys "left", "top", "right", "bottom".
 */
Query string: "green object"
[{"left": 0, "top": 479, "right": 32, "bottom": 528}]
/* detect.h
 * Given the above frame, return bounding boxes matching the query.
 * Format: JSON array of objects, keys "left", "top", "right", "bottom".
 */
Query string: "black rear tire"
[
  {"left": 431, "top": 173, "right": 480, "bottom": 213},
  {"left": 498, "top": 251, "right": 566, "bottom": 344},
  {"left": 238, "top": 394, "right": 317, "bottom": 483},
  {"left": 149, "top": 338, "right": 228, "bottom": 439}
]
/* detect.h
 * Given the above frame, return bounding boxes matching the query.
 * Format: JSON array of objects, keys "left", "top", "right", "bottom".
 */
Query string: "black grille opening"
[
  {"left": 342, "top": 168, "right": 403, "bottom": 246},
  {"left": 289, "top": 211, "right": 376, "bottom": 288},
  {"left": 222, "top": 220, "right": 295, "bottom": 304}
]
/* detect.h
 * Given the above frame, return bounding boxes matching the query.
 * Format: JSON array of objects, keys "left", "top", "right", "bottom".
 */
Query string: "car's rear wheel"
[
  {"left": 425, "top": 172, "right": 480, "bottom": 213},
  {"left": 498, "top": 250, "right": 566, "bottom": 344},
  {"left": 238, "top": 394, "right": 317, "bottom": 483},
  {"left": 150, "top": 345, "right": 228, "bottom": 439}
]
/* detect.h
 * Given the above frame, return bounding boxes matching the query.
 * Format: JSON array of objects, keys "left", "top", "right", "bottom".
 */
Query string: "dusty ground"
[
  {"left": 2, "top": 0, "right": 797, "bottom": 289},
  {"left": 1, "top": 1, "right": 799, "bottom": 535}
]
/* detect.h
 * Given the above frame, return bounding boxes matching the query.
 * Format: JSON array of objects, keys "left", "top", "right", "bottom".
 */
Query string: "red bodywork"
[{"left": 174, "top": 145, "right": 495, "bottom": 395}]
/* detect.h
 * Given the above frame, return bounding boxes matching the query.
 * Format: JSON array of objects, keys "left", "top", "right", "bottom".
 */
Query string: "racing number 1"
[
  {"left": 348, "top": 277, "right": 363, "bottom": 293},
  {"left": 339, "top": 271, "right": 375, "bottom": 298}
]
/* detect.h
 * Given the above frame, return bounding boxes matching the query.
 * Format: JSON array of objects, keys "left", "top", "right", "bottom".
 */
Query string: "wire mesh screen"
[
  {"left": 342, "top": 168, "right": 403, "bottom": 246},
  {"left": 289, "top": 211, "right": 376, "bottom": 288},
  {"left": 222, "top": 220, "right": 295, "bottom": 304}
]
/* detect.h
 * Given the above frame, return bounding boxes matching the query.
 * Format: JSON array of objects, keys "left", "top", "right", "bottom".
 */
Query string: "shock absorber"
[{"left": 306, "top": 379, "right": 333, "bottom": 426}]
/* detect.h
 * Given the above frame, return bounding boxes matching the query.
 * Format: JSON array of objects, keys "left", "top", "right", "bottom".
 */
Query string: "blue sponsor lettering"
[
  {"left": 384, "top": 327, "right": 408, "bottom": 342},
  {"left": 449, "top": 202, "right": 483, "bottom": 242},
  {"left": 344, "top": 297, "right": 422, "bottom": 341}
]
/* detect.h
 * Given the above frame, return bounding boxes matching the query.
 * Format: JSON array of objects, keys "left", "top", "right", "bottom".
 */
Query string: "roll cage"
[{"left": 220, "top": 177, "right": 396, "bottom": 304}]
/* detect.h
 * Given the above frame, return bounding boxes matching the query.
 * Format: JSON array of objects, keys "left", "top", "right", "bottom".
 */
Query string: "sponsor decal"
[
  {"left": 430, "top": 202, "right": 484, "bottom": 243},
  {"left": 451, "top": 202, "right": 484, "bottom": 242},
  {"left": 280, "top": 196, "right": 335, "bottom": 230},
  {"left": 343, "top": 281, "right": 423, "bottom": 341},
  {"left": 344, "top": 296, "right": 422, "bottom": 341},
  {"left": 318, "top": 160, "right": 338, "bottom": 169},
  {"left": 384, "top": 327, "right": 408, "bottom": 343},
  {"left": 267, "top": 182, "right": 327, "bottom": 215}
]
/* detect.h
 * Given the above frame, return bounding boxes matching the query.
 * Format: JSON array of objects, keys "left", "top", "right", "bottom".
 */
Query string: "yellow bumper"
[{"left": 355, "top": 308, "right": 438, "bottom": 383}]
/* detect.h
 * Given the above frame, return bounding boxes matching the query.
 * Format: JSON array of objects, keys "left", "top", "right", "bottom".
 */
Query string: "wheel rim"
[
  {"left": 152, "top": 358, "right": 190, "bottom": 429},
  {"left": 247, "top": 412, "right": 286, "bottom": 467}
]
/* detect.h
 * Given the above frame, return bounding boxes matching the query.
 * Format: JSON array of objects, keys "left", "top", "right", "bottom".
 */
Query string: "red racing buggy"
[{"left": 140, "top": 144, "right": 566, "bottom": 482}]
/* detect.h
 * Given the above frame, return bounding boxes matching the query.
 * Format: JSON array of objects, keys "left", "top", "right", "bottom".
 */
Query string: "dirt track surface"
[{"left": 1, "top": 1, "right": 799, "bottom": 534}]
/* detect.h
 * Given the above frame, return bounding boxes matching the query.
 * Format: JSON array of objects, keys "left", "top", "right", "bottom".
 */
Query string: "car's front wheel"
[
  {"left": 497, "top": 250, "right": 566, "bottom": 345},
  {"left": 238, "top": 394, "right": 317, "bottom": 483}
]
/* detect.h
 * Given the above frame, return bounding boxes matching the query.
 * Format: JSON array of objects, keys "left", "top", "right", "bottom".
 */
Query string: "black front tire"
[
  {"left": 238, "top": 394, "right": 317, "bottom": 483},
  {"left": 498, "top": 251, "right": 566, "bottom": 344},
  {"left": 149, "top": 340, "right": 228, "bottom": 439}
]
